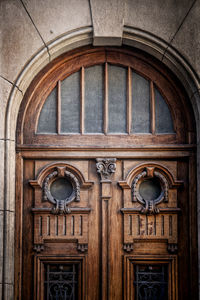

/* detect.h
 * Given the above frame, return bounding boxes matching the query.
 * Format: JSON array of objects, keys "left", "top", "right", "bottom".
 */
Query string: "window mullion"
[
  {"left": 80, "top": 67, "right": 85, "bottom": 134},
  {"left": 104, "top": 62, "right": 108, "bottom": 134},
  {"left": 127, "top": 66, "right": 132, "bottom": 134},
  {"left": 150, "top": 81, "right": 155, "bottom": 134},
  {"left": 57, "top": 80, "right": 61, "bottom": 134}
]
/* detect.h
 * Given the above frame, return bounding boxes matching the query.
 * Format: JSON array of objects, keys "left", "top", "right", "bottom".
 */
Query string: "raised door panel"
[{"left": 22, "top": 159, "right": 100, "bottom": 300}]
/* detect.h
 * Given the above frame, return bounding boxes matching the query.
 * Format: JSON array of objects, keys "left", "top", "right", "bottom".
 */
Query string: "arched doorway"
[{"left": 15, "top": 46, "right": 198, "bottom": 299}]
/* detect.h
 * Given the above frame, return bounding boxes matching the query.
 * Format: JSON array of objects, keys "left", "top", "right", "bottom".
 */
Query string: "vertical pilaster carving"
[{"left": 96, "top": 158, "right": 116, "bottom": 300}]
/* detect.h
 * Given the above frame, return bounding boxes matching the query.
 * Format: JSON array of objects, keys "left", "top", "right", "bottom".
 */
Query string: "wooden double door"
[
  {"left": 18, "top": 152, "right": 197, "bottom": 300},
  {"left": 15, "top": 47, "right": 198, "bottom": 299}
]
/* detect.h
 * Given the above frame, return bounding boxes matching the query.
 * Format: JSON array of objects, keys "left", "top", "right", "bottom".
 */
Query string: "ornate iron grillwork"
[
  {"left": 44, "top": 263, "right": 78, "bottom": 300},
  {"left": 134, "top": 264, "right": 168, "bottom": 300}
]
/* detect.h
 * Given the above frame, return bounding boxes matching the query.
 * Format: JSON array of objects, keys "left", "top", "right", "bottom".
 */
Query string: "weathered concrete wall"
[{"left": 0, "top": 0, "right": 200, "bottom": 299}]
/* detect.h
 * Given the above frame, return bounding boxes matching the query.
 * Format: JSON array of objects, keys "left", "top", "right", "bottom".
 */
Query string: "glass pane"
[
  {"left": 50, "top": 178, "right": 73, "bottom": 200},
  {"left": 37, "top": 88, "right": 57, "bottom": 133},
  {"left": 85, "top": 65, "right": 103, "bottom": 133},
  {"left": 155, "top": 88, "right": 174, "bottom": 133},
  {"left": 134, "top": 264, "right": 168, "bottom": 300},
  {"left": 61, "top": 72, "right": 80, "bottom": 133},
  {"left": 139, "top": 178, "right": 161, "bottom": 201},
  {"left": 108, "top": 65, "right": 127, "bottom": 133},
  {"left": 131, "top": 72, "right": 150, "bottom": 133}
]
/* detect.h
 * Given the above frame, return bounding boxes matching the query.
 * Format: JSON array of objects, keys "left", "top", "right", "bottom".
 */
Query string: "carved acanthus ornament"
[{"left": 96, "top": 158, "right": 116, "bottom": 180}]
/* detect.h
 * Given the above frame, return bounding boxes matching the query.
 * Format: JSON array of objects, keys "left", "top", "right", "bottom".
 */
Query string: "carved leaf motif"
[{"left": 96, "top": 158, "right": 116, "bottom": 180}]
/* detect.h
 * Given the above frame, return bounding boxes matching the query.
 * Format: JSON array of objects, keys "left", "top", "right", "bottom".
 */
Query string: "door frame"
[{"left": 14, "top": 46, "right": 198, "bottom": 299}]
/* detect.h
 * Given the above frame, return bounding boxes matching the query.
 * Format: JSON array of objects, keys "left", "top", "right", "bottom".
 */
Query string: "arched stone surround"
[{"left": 2, "top": 27, "right": 200, "bottom": 298}]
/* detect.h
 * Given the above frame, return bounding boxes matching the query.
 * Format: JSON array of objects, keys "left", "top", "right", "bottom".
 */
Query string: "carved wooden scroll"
[
  {"left": 29, "top": 163, "right": 93, "bottom": 252},
  {"left": 119, "top": 164, "right": 182, "bottom": 254}
]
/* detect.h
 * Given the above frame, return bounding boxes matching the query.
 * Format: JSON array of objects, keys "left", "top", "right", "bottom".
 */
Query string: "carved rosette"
[
  {"left": 132, "top": 167, "right": 169, "bottom": 215},
  {"left": 96, "top": 158, "right": 116, "bottom": 180},
  {"left": 43, "top": 167, "right": 80, "bottom": 214}
]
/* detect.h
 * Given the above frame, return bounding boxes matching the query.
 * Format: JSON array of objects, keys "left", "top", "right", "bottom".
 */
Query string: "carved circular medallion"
[
  {"left": 43, "top": 168, "right": 80, "bottom": 213},
  {"left": 132, "top": 167, "right": 169, "bottom": 214}
]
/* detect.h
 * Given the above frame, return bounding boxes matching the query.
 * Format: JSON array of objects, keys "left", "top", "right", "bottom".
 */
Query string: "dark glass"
[
  {"left": 139, "top": 178, "right": 161, "bottom": 201},
  {"left": 108, "top": 65, "right": 127, "bottom": 133},
  {"left": 155, "top": 88, "right": 174, "bottom": 133},
  {"left": 37, "top": 88, "right": 57, "bottom": 133},
  {"left": 85, "top": 65, "right": 103, "bottom": 133},
  {"left": 50, "top": 178, "right": 73, "bottom": 200},
  {"left": 61, "top": 72, "right": 80, "bottom": 133},
  {"left": 132, "top": 72, "right": 150, "bottom": 133}
]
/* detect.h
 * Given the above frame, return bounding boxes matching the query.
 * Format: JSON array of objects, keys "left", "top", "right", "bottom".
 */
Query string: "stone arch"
[{"left": 3, "top": 27, "right": 200, "bottom": 298}]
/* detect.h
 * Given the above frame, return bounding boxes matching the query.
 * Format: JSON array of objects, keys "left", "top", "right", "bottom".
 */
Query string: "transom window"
[
  {"left": 37, "top": 64, "right": 174, "bottom": 135},
  {"left": 19, "top": 48, "right": 192, "bottom": 146}
]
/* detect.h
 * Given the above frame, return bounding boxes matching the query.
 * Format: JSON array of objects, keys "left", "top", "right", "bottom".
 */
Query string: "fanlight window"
[{"left": 37, "top": 64, "right": 174, "bottom": 135}]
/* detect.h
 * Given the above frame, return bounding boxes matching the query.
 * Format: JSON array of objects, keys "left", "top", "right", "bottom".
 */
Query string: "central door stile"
[{"left": 96, "top": 158, "right": 117, "bottom": 300}]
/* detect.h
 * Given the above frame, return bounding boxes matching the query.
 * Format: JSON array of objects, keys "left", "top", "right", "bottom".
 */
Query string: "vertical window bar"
[
  {"left": 57, "top": 80, "right": 61, "bottom": 134},
  {"left": 104, "top": 63, "right": 108, "bottom": 134},
  {"left": 80, "top": 67, "right": 85, "bottom": 134},
  {"left": 127, "top": 66, "right": 132, "bottom": 134},
  {"left": 150, "top": 81, "right": 155, "bottom": 134}
]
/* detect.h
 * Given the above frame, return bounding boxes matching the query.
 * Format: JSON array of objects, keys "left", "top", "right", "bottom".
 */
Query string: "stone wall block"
[
  {"left": 0, "top": 211, "right": 3, "bottom": 286},
  {"left": 0, "top": 78, "right": 13, "bottom": 139},
  {"left": 124, "top": 0, "right": 194, "bottom": 46},
  {"left": 4, "top": 283, "right": 14, "bottom": 300},
  {"left": 171, "top": 1, "right": 200, "bottom": 80},
  {"left": 90, "top": 0, "right": 124, "bottom": 46},
  {"left": 0, "top": 0, "right": 43, "bottom": 83},
  {"left": 4, "top": 211, "right": 15, "bottom": 285},
  {"left": 4, "top": 141, "right": 16, "bottom": 212},
  {"left": 22, "top": 0, "right": 92, "bottom": 44},
  {"left": 0, "top": 140, "right": 5, "bottom": 210}
]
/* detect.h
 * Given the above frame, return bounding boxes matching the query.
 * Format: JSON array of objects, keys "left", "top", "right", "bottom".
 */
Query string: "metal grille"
[
  {"left": 134, "top": 264, "right": 168, "bottom": 300},
  {"left": 44, "top": 264, "right": 78, "bottom": 300}
]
